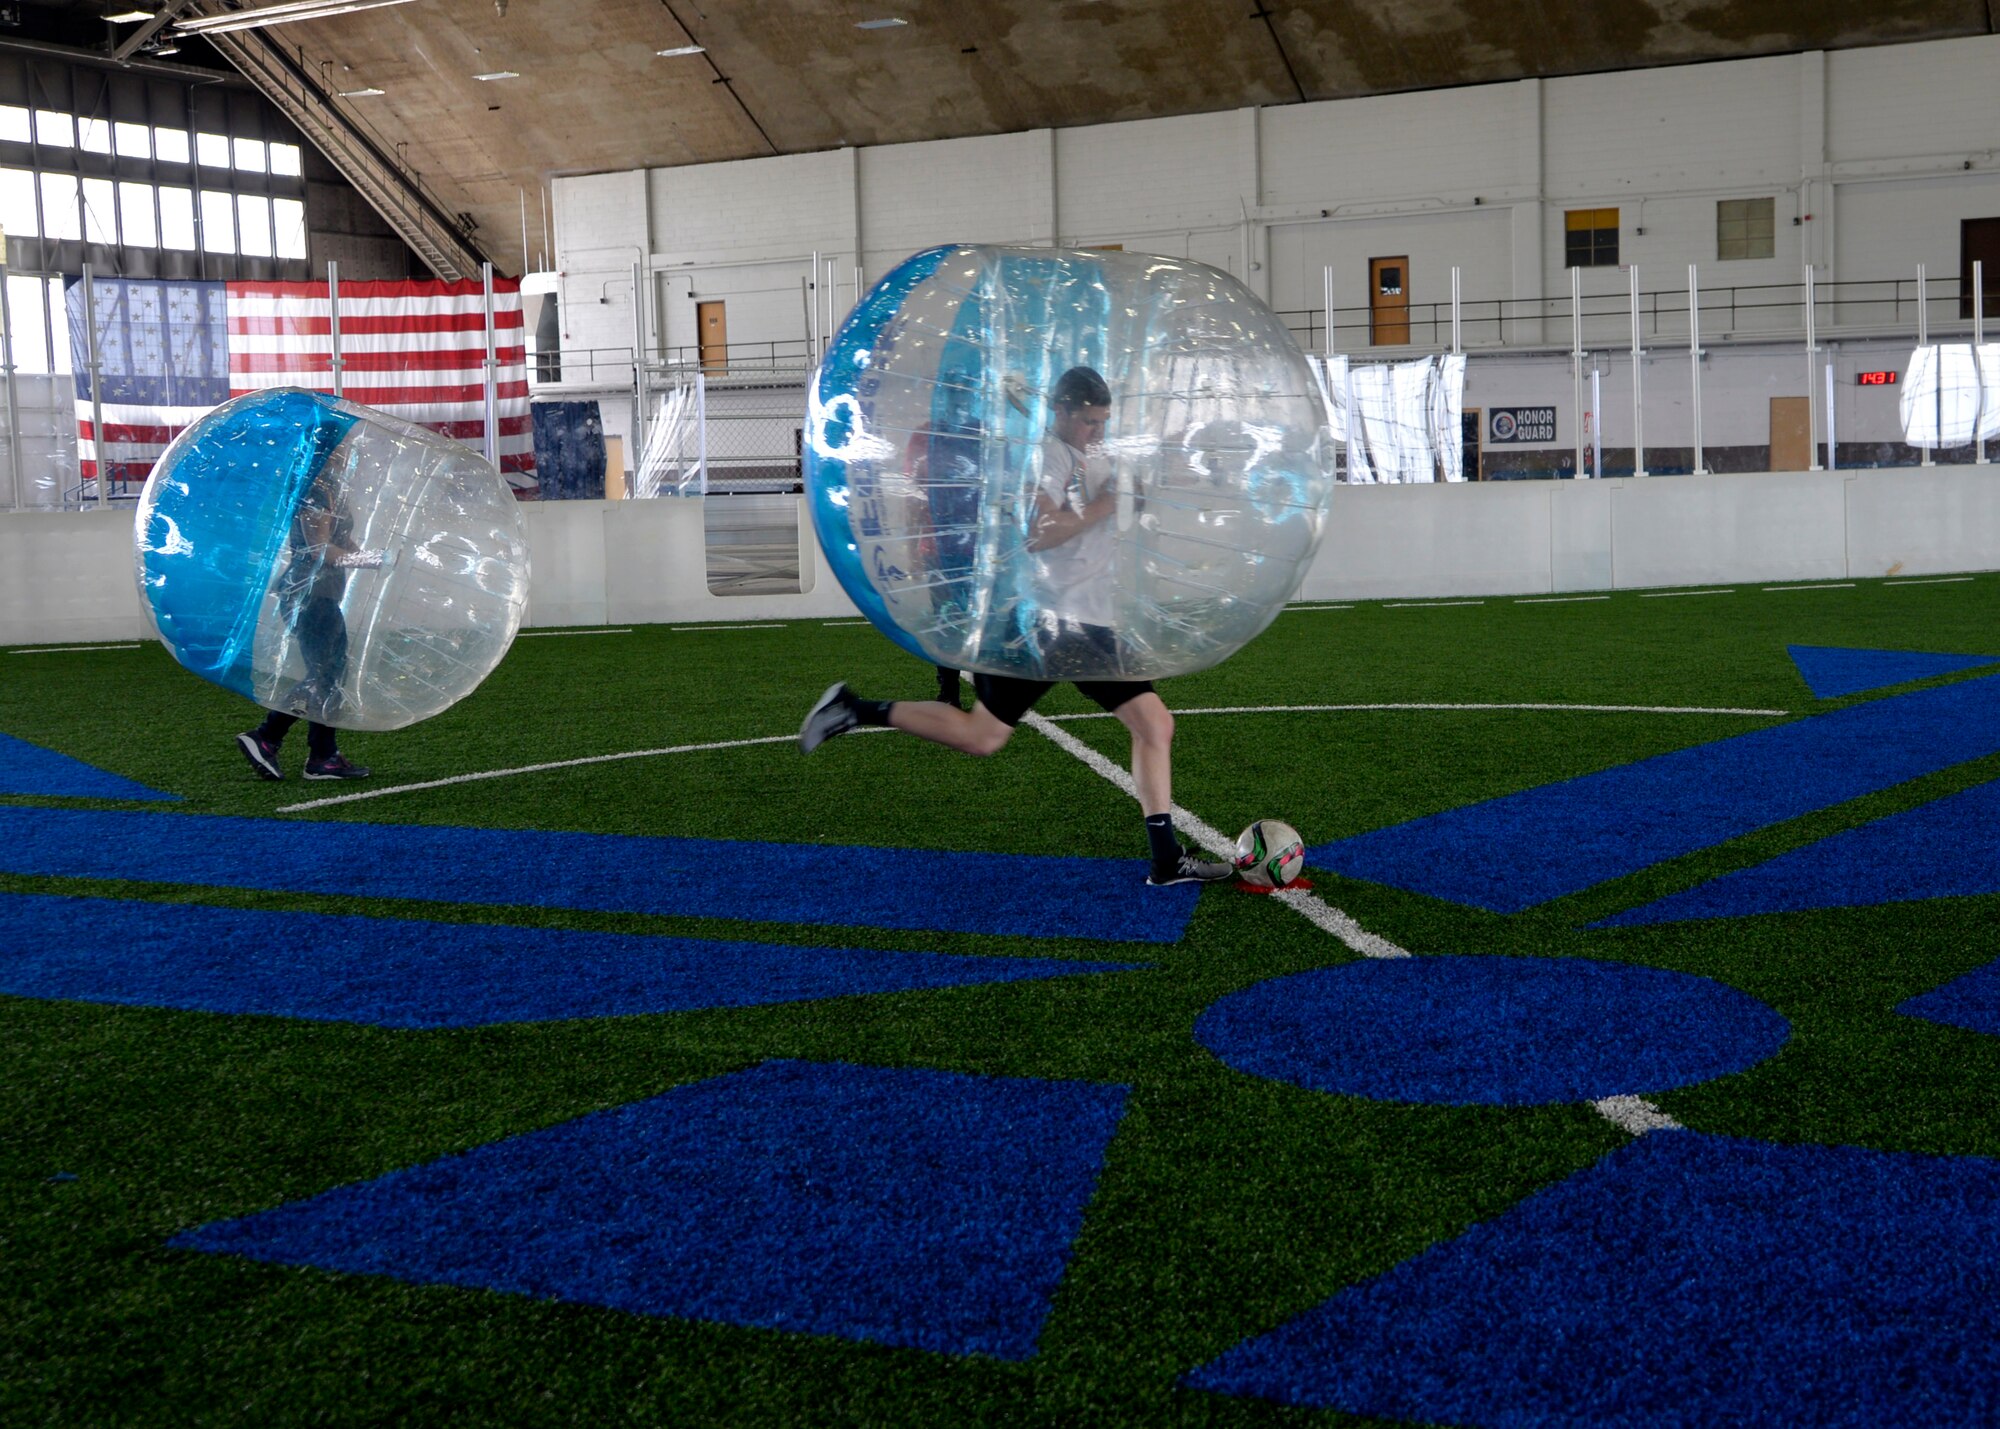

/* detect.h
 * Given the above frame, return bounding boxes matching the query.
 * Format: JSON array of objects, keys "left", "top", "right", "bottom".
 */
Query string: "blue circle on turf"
[{"left": 1195, "top": 956, "right": 1790, "bottom": 1106}]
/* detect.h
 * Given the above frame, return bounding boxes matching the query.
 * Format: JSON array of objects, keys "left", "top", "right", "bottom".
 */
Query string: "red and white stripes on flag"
[
  {"left": 69, "top": 275, "right": 536, "bottom": 497},
  {"left": 227, "top": 278, "right": 535, "bottom": 483}
]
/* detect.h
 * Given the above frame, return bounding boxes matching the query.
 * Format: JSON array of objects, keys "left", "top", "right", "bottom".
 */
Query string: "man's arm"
[{"left": 1026, "top": 481, "right": 1118, "bottom": 552}]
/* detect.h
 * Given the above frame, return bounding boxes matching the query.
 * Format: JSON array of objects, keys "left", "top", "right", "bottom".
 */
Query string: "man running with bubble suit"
[{"left": 800, "top": 365, "right": 1233, "bottom": 888}]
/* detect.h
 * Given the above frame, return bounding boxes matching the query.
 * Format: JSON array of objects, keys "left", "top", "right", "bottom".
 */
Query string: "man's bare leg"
[
  {"left": 1116, "top": 692, "right": 1175, "bottom": 818},
  {"left": 889, "top": 699, "right": 1015, "bottom": 756}
]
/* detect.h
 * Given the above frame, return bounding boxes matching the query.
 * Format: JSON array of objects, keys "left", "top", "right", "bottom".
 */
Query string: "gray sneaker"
[
  {"left": 236, "top": 730, "right": 283, "bottom": 781},
  {"left": 799, "top": 682, "right": 861, "bottom": 753},
  {"left": 1147, "top": 849, "right": 1235, "bottom": 887}
]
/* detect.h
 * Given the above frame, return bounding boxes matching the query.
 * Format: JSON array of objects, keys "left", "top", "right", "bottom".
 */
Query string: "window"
[
  {"left": 236, "top": 193, "right": 272, "bottom": 256},
  {"left": 34, "top": 110, "right": 74, "bottom": 148},
  {"left": 1717, "top": 197, "right": 1775, "bottom": 261},
  {"left": 153, "top": 127, "right": 190, "bottom": 163},
  {"left": 199, "top": 187, "right": 234, "bottom": 252},
  {"left": 195, "top": 131, "right": 230, "bottom": 167},
  {"left": 0, "top": 106, "right": 30, "bottom": 144},
  {"left": 47, "top": 276, "right": 69, "bottom": 374},
  {"left": 157, "top": 185, "right": 196, "bottom": 249},
  {"left": 1564, "top": 207, "right": 1620, "bottom": 268},
  {"left": 7, "top": 274, "right": 49, "bottom": 373},
  {"left": 273, "top": 196, "right": 307, "bottom": 259},
  {"left": 0, "top": 167, "right": 38, "bottom": 237},
  {"left": 113, "top": 122, "right": 152, "bottom": 159},
  {"left": 232, "top": 136, "right": 266, "bottom": 174},
  {"left": 81, "top": 176, "right": 116, "bottom": 245},
  {"left": 38, "top": 172, "right": 78, "bottom": 240},
  {"left": 78, "top": 117, "right": 112, "bottom": 155},
  {"left": 118, "top": 182, "right": 157, "bottom": 248},
  {"left": 269, "top": 142, "right": 302, "bottom": 177}
]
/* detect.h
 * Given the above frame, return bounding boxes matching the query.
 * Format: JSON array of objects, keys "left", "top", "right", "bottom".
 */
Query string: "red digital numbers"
[{"left": 1857, "top": 371, "right": 1898, "bottom": 386}]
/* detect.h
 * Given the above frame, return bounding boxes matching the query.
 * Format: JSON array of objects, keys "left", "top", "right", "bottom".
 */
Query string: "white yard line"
[
  {"left": 10, "top": 643, "right": 144, "bottom": 654},
  {"left": 517, "top": 628, "right": 633, "bottom": 638},
  {"left": 1886, "top": 576, "right": 1974, "bottom": 586},
  {"left": 1762, "top": 583, "right": 1855, "bottom": 592},
  {"left": 1640, "top": 589, "right": 1732, "bottom": 598},
  {"left": 670, "top": 623, "right": 789, "bottom": 632},
  {"left": 1384, "top": 600, "right": 1484, "bottom": 608},
  {"left": 1284, "top": 604, "right": 1355, "bottom": 612},
  {"left": 1515, "top": 595, "right": 1610, "bottom": 604},
  {"left": 1024, "top": 705, "right": 1688, "bottom": 1133},
  {"left": 822, "top": 620, "right": 872, "bottom": 626},
  {"left": 1042, "top": 701, "right": 1790, "bottom": 720}
]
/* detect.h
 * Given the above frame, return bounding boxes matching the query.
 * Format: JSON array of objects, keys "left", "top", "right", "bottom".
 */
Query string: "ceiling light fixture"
[
  {"left": 655, "top": 44, "right": 704, "bottom": 57},
  {"left": 173, "top": 0, "right": 418, "bottom": 38},
  {"left": 472, "top": 70, "right": 519, "bottom": 81},
  {"left": 855, "top": 17, "right": 908, "bottom": 28},
  {"left": 103, "top": 9, "right": 155, "bottom": 22},
  {"left": 337, "top": 86, "right": 385, "bottom": 97}
]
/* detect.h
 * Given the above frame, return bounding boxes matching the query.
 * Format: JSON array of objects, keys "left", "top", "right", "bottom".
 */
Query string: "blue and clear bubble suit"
[
  {"left": 806, "top": 245, "right": 1335, "bottom": 681},
  {"left": 133, "top": 388, "right": 529, "bottom": 730}
]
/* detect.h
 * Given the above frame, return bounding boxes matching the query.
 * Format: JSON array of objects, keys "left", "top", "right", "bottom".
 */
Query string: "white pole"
[
  {"left": 1571, "top": 267, "right": 1584, "bottom": 479},
  {"left": 1825, "top": 357, "right": 1838, "bottom": 471},
  {"left": 631, "top": 261, "right": 649, "bottom": 470},
  {"left": 1590, "top": 365, "right": 1602, "bottom": 478},
  {"left": 327, "top": 260, "right": 344, "bottom": 398},
  {"left": 1976, "top": 262, "right": 1992, "bottom": 468},
  {"left": 1689, "top": 263, "right": 1706, "bottom": 475},
  {"left": 0, "top": 243, "right": 21, "bottom": 511},
  {"left": 1341, "top": 361, "right": 1356, "bottom": 482},
  {"left": 1804, "top": 264, "right": 1822, "bottom": 470},
  {"left": 1450, "top": 265, "right": 1462, "bottom": 355},
  {"left": 808, "top": 249, "right": 820, "bottom": 366},
  {"left": 824, "top": 258, "right": 836, "bottom": 360},
  {"left": 82, "top": 263, "right": 106, "bottom": 509},
  {"left": 695, "top": 368, "right": 707, "bottom": 497},
  {"left": 482, "top": 262, "right": 499, "bottom": 468},
  {"left": 1918, "top": 263, "right": 1934, "bottom": 467},
  {"left": 1323, "top": 266, "right": 1335, "bottom": 356},
  {"left": 1630, "top": 264, "right": 1646, "bottom": 478}
]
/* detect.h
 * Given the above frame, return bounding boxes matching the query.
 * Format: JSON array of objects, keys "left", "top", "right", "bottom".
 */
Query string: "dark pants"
[{"left": 253, "top": 711, "right": 337, "bottom": 759}]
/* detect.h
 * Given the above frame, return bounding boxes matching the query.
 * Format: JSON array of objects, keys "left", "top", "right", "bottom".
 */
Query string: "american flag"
[{"left": 68, "top": 275, "right": 536, "bottom": 496}]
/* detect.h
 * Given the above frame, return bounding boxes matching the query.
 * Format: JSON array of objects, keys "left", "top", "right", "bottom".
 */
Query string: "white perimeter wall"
[
  {"left": 9, "top": 468, "right": 1998, "bottom": 646},
  {"left": 555, "top": 34, "right": 2000, "bottom": 364}
]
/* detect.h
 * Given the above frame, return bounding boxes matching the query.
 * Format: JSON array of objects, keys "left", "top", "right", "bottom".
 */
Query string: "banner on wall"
[{"left": 66, "top": 276, "right": 536, "bottom": 495}]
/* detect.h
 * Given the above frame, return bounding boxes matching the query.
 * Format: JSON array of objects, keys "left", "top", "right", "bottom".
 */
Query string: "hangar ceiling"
[{"left": 15, "top": 0, "right": 2000, "bottom": 277}]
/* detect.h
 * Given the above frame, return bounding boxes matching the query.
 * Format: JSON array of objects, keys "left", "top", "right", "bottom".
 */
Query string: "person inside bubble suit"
[
  {"left": 799, "top": 365, "right": 1233, "bottom": 887},
  {"left": 234, "top": 463, "right": 375, "bottom": 782}
]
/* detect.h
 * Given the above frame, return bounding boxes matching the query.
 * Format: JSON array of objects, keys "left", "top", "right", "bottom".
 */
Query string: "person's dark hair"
[{"left": 1051, "top": 366, "right": 1111, "bottom": 411}]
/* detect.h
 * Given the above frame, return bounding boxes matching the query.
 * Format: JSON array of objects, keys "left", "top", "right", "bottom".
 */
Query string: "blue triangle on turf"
[
  {"left": 0, "top": 733, "right": 178, "bottom": 801},
  {"left": 1787, "top": 644, "right": 1999, "bottom": 700}
]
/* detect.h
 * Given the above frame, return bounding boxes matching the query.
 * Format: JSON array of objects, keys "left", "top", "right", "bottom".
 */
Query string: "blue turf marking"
[
  {"left": 173, "top": 1060, "right": 1129, "bottom": 1359},
  {"left": 1194, "top": 957, "right": 1787, "bottom": 1106},
  {"left": 1305, "top": 671, "right": 2000, "bottom": 913},
  {"left": 1187, "top": 1133, "right": 2000, "bottom": 1425},
  {"left": 1596, "top": 778, "right": 2000, "bottom": 928},
  {"left": 1900, "top": 958, "right": 2000, "bottom": 1039},
  {"left": 0, "top": 807, "right": 1197, "bottom": 944},
  {"left": 0, "top": 893, "right": 1142, "bottom": 1029},
  {"left": 1788, "top": 643, "right": 1999, "bottom": 700},
  {"left": 0, "top": 733, "right": 178, "bottom": 802}
]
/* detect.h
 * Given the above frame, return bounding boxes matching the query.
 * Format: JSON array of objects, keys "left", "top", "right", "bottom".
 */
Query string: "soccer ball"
[{"left": 1233, "top": 820, "right": 1306, "bottom": 889}]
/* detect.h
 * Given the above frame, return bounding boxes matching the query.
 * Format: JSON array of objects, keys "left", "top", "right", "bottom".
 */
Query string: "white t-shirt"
[{"left": 1033, "top": 435, "right": 1117, "bottom": 627}]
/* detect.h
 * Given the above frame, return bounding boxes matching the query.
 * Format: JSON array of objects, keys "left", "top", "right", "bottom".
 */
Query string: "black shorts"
[{"left": 972, "top": 672, "right": 1154, "bottom": 727}]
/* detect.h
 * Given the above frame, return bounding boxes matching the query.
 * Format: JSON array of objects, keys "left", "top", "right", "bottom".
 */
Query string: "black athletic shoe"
[
  {"left": 799, "top": 682, "right": 861, "bottom": 753},
  {"left": 1146, "top": 849, "right": 1235, "bottom": 887},
  {"left": 236, "top": 730, "right": 283, "bottom": 781},
  {"left": 304, "top": 753, "right": 370, "bottom": 781}
]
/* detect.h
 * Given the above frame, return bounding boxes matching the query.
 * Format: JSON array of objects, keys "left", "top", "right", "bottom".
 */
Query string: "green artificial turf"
[{"left": 3, "top": 574, "right": 1998, "bottom": 1425}]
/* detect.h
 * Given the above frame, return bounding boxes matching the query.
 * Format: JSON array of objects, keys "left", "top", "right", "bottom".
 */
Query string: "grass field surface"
[{"left": 5, "top": 574, "right": 1999, "bottom": 1425}]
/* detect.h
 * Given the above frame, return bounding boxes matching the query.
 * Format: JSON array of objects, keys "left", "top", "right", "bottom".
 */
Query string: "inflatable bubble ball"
[
  {"left": 134, "top": 388, "right": 529, "bottom": 732},
  {"left": 805, "top": 244, "right": 1335, "bottom": 683}
]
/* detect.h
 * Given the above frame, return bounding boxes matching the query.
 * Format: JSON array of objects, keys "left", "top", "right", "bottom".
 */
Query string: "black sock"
[
  {"left": 1144, "top": 813, "right": 1180, "bottom": 868},
  {"left": 852, "top": 696, "right": 893, "bottom": 727},
  {"left": 935, "top": 666, "right": 961, "bottom": 707}
]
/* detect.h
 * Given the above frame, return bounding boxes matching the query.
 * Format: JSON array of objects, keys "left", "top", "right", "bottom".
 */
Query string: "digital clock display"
[{"left": 1857, "top": 370, "right": 1899, "bottom": 385}]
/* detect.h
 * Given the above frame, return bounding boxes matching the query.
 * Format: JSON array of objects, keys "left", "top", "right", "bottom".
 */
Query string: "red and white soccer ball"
[{"left": 1233, "top": 820, "right": 1306, "bottom": 888}]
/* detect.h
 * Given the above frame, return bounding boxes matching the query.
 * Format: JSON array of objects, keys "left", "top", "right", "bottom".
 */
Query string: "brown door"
[
  {"left": 697, "top": 300, "right": 727, "bottom": 372},
  {"left": 1962, "top": 218, "right": 2000, "bottom": 319},
  {"left": 1370, "top": 257, "right": 1410, "bottom": 345},
  {"left": 1769, "top": 397, "right": 1811, "bottom": 471}
]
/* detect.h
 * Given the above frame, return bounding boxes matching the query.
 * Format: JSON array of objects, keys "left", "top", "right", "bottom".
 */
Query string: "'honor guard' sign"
[{"left": 1488, "top": 407, "right": 1557, "bottom": 443}]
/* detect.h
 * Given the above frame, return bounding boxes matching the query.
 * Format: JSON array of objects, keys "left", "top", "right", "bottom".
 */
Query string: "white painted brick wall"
[{"left": 549, "top": 33, "right": 2000, "bottom": 359}]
